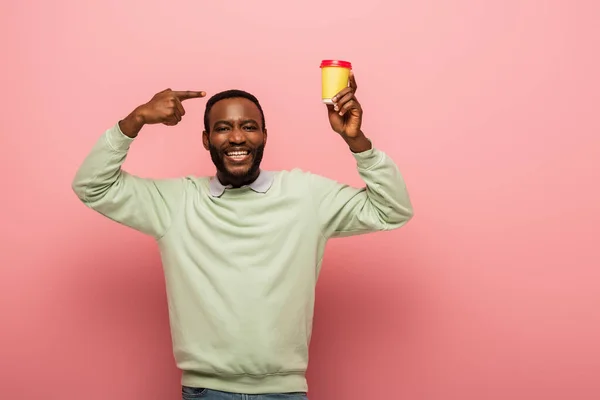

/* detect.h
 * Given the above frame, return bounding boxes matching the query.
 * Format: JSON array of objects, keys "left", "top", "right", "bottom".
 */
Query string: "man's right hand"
[{"left": 119, "top": 89, "right": 206, "bottom": 138}]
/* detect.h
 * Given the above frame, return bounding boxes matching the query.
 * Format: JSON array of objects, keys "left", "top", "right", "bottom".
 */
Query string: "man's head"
[{"left": 202, "top": 90, "right": 267, "bottom": 187}]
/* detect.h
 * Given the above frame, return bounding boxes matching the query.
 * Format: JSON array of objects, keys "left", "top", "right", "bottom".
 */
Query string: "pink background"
[{"left": 2, "top": 1, "right": 599, "bottom": 399}]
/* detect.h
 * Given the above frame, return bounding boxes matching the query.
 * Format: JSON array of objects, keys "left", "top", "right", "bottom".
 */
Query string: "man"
[{"left": 72, "top": 72, "right": 414, "bottom": 400}]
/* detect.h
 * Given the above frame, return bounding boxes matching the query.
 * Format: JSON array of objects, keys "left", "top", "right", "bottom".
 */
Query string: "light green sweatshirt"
[{"left": 72, "top": 122, "right": 414, "bottom": 394}]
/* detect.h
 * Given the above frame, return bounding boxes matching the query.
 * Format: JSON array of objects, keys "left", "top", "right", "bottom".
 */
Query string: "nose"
[{"left": 228, "top": 127, "right": 246, "bottom": 144}]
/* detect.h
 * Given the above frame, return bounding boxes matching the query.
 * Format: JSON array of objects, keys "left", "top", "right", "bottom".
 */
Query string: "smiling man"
[
  {"left": 203, "top": 91, "right": 268, "bottom": 190},
  {"left": 72, "top": 73, "right": 414, "bottom": 400}
]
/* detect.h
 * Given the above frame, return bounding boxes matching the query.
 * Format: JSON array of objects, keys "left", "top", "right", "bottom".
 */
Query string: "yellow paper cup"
[{"left": 320, "top": 60, "right": 352, "bottom": 104}]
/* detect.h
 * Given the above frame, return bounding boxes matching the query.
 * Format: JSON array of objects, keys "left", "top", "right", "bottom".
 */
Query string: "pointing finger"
[{"left": 174, "top": 91, "right": 206, "bottom": 101}]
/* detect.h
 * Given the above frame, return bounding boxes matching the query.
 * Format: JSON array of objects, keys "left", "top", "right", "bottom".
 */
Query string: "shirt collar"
[{"left": 208, "top": 170, "right": 274, "bottom": 197}]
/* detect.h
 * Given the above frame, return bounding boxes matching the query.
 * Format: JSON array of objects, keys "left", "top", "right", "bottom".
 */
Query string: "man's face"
[{"left": 202, "top": 97, "right": 267, "bottom": 186}]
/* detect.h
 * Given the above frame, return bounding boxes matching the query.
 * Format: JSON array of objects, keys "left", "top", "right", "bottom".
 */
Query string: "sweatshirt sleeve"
[
  {"left": 308, "top": 144, "right": 414, "bottom": 239},
  {"left": 71, "top": 122, "right": 185, "bottom": 239}
]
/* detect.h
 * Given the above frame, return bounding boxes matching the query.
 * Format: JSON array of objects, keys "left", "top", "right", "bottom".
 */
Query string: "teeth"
[{"left": 227, "top": 151, "right": 249, "bottom": 156}]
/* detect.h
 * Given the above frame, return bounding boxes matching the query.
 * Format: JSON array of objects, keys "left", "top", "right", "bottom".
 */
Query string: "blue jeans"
[{"left": 182, "top": 386, "right": 308, "bottom": 400}]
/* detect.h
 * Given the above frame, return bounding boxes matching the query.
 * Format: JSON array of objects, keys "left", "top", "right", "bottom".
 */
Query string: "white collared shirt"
[{"left": 208, "top": 170, "right": 275, "bottom": 197}]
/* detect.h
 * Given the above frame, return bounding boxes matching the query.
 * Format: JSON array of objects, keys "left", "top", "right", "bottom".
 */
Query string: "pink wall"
[{"left": 2, "top": 1, "right": 599, "bottom": 399}]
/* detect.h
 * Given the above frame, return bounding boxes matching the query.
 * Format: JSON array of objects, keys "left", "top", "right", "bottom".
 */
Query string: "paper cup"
[{"left": 320, "top": 60, "right": 352, "bottom": 104}]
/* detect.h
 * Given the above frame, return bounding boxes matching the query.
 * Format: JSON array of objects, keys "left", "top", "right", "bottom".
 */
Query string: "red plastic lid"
[{"left": 320, "top": 59, "right": 352, "bottom": 69}]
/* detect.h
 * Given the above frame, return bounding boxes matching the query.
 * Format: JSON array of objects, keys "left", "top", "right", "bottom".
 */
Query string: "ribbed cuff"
[
  {"left": 352, "top": 141, "right": 384, "bottom": 170},
  {"left": 105, "top": 121, "right": 135, "bottom": 152}
]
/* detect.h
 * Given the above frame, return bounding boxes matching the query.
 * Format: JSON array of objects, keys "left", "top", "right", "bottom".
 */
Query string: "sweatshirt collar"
[{"left": 209, "top": 170, "right": 274, "bottom": 197}]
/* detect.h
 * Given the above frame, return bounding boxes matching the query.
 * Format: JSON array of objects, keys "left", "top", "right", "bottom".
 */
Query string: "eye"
[
  {"left": 243, "top": 125, "right": 257, "bottom": 131},
  {"left": 215, "top": 126, "right": 230, "bottom": 132}
]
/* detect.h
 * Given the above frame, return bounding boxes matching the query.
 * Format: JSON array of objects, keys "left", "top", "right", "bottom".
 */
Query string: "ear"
[
  {"left": 262, "top": 128, "right": 268, "bottom": 147},
  {"left": 202, "top": 130, "right": 210, "bottom": 150}
]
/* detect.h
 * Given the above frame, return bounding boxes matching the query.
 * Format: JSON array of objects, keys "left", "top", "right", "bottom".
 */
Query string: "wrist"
[
  {"left": 344, "top": 132, "right": 372, "bottom": 153},
  {"left": 119, "top": 106, "right": 146, "bottom": 138}
]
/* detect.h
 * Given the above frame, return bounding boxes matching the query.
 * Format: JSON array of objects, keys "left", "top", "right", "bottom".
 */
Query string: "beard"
[{"left": 209, "top": 143, "right": 265, "bottom": 186}]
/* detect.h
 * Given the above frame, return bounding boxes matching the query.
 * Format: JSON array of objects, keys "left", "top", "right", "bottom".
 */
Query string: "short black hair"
[{"left": 203, "top": 89, "right": 266, "bottom": 133}]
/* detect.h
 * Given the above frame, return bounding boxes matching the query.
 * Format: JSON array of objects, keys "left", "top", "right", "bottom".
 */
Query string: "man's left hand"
[{"left": 327, "top": 72, "right": 371, "bottom": 152}]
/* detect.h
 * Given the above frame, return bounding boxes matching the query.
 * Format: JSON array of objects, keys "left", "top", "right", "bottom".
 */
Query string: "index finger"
[{"left": 174, "top": 90, "right": 206, "bottom": 101}]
